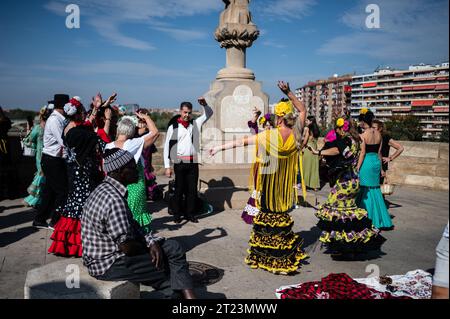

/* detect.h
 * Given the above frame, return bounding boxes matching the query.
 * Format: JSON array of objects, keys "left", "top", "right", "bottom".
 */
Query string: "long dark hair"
[
  {"left": 358, "top": 110, "right": 375, "bottom": 127},
  {"left": 307, "top": 116, "right": 320, "bottom": 138}
]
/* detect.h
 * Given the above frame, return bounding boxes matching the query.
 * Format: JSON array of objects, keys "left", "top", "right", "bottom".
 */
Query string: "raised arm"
[
  {"left": 278, "top": 81, "right": 306, "bottom": 129},
  {"left": 301, "top": 127, "right": 310, "bottom": 149},
  {"left": 135, "top": 112, "right": 160, "bottom": 149},
  {"left": 195, "top": 97, "right": 213, "bottom": 127},
  {"left": 103, "top": 108, "right": 112, "bottom": 136}
]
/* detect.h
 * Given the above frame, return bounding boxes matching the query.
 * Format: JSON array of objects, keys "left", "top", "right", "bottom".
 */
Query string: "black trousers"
[
  {"left": 34, "top": 154, "right": 68, "bottom": 224},
  {"left": 173, "top": 162, "right": 199, "bottom": 218},
  {"left": 96, "top": 239, "right": 193, "bottom": 296}
]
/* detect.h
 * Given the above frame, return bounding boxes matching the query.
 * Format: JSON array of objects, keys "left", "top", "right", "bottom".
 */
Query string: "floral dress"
[{"left": 315, "top": 135, "right": 385, "bottom": 254}]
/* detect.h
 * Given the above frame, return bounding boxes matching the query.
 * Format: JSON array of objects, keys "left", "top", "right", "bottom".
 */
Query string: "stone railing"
[{"left": 385, "top": 141, "right": 449, "bottom": 191}]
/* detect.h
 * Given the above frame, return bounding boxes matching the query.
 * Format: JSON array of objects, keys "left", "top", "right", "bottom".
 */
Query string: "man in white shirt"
[
  {"left": 33, "top": 94, "right": 70, "bottom": 229},
  {"left": 163, "top": 97, "right": 213, "bottom": 224}
]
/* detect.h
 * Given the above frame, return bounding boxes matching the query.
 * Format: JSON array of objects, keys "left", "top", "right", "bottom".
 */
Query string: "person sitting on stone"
[{"left": 81, "top": 148, "right": 196, "bottom": 299}]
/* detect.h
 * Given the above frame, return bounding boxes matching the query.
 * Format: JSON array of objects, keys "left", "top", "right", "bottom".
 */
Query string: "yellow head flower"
[
  {"left": 258, "top": 116, "right": 267, "bottom": 126},
  {"left": 274, "top": 100, "right": 293, "bottom": 117},
  {"left": 360, "top": 108, "right": 369, "bottom": 115},
  {"left": 336, "top": 118, "right": 345, "bottom": 128}
]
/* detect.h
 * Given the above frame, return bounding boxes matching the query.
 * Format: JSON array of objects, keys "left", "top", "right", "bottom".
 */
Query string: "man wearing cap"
[
  {"left": 82, "top": 148, "right": 196, "bottom": 299},
  {"left": 33, "top": 94, "right": 70, "bottom": 229}
]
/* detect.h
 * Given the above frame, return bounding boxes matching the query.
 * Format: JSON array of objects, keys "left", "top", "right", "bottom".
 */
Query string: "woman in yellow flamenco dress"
[{"left": 209, "top": 81, "right": 308, "bottom": 274}]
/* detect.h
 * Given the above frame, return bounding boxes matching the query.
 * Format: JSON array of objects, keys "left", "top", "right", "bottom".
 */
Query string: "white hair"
[{"left": 117, "top": 117, "right": 136, "bottom": 139}]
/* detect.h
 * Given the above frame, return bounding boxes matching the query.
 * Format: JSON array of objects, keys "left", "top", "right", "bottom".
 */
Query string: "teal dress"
[
  {"left": 356, "top": 144, "right": 393, "bottom": 229},
  {"left": 24, "top": 125, "right": 45, "bottom": 207}
]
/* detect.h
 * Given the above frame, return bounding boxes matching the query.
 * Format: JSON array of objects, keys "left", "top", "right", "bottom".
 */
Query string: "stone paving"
[{"left": 0, "top": 180, "right": 448, "bottom": 299}]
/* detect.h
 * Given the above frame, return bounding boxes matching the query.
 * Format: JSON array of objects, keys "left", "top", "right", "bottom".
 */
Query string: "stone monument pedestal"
[
  {"left": 200, "top": 79, "right": 268, "bottom": 209},
  {"left": 198, "top": 0, "right": 269, "bottom": 208}
]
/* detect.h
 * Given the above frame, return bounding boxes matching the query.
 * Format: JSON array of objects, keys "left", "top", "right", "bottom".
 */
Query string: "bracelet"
[
  {"left": 105, "top": 118, "right": 111, "bottom": 121},
  {"left": 318, "top": 150, "right": 322, "bottom": 156}
]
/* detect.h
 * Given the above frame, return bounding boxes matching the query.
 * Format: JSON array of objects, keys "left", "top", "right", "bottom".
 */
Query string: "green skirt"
[
  {"left": 302, "top": 139, "right": 320, "bottom": 189},
  {"left": 127, "top": 162, "right": 152, "bottom": 233}
]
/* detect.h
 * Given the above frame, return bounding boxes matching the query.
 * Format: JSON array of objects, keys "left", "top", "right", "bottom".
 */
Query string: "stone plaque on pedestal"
[{"left": 199, "top": 0, "right": 269, "bottom": 210}]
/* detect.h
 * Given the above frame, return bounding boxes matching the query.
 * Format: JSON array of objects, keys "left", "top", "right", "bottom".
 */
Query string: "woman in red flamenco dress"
[{"left": 48, "top": 97, "right": 104, "bottom": 257}]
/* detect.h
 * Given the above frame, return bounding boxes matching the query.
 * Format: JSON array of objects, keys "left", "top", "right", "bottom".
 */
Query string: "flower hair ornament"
[
  {"left": 336, "top": 118, "right": 350, "bottom": 132},
  {"left": 258, "top": 113, "right": 273, "bottom": 126},
  {"left": 324, "top": 129, "right": 337, "bottom": 143},
  {"left": 121, "top": 115, "right": 139, "bottom": 126},
  {"left": 360, "top": 108, "right": 369, "bottom": 115},
  {"left": 274, "top": 99, "right": 294, "bottom": 117},
  {"left": 64, "top": 97, "right": 82, "bottom": 116}
]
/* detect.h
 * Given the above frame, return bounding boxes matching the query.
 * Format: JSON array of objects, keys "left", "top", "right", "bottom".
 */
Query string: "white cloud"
[
  {"left": 89, "top": 18, "right": 156, "bottom": 51},
  {"left": 319, "top": 0, "right": 449, "bottom": 64},
  {"left": 256, "top": 0, "right": 317, "bottom": 21},
  {"left": 152, "top": 27, "right": 208, "bottom": 42},
  {"left": 44, "top": 0, "right": 222, "bottom": 50},
  {"left": 262, "top": 40, "right": 287, "bottom": 49}
]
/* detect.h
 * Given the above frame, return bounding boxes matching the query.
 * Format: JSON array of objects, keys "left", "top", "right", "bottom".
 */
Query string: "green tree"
[
  {"left": 4, "top": 108, "right": 38, "bottom": 120},
  {"left": 384, "top": 115, "right": 423, "bottom": 141}
]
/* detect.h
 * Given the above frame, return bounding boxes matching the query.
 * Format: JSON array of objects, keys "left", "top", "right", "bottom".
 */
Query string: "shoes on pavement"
[
  {"left": 187, "top": 216, "right": 199, "bottom": 223},
  {"left": 32, "top": 220, "right": 50, "bottom": 229},
  {"left": 174, "top": 216, "right": 183, "bottom": 224}
]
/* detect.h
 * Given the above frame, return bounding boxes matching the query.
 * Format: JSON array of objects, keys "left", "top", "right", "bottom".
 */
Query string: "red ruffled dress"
[{"left": 48, "top": 125, "right": 104, "bottom": 257}]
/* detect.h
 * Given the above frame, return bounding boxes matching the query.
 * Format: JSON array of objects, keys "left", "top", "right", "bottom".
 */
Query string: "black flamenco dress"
[
  {"left": 315, "top": 135, "right": 385, "bottom": 255},
  {"left": 48, "top": 125, "right": 104, "bottom": 257}
]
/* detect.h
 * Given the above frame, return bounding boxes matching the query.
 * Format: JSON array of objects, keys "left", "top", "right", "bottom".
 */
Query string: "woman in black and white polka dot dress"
[{"left": 48, "top": 97, "right": 104, "bottom": 257}]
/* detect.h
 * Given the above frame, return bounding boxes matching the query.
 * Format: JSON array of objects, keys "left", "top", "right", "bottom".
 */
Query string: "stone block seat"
[{"left": 24, "top": 258, "right": 140, "bottom": 299}]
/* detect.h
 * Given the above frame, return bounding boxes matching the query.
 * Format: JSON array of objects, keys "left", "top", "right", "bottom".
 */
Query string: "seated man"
[{"left": 81, "top": 148, "right": 195, "bottom": 299}]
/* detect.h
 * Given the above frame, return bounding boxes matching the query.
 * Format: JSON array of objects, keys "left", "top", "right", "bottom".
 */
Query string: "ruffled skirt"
[
  {"left": 245, "top": 207, "right": 308, "bottom": 274},
  {"left": 48, "top": 216, "right": 82, "bottom": 257},
  {"left": 24, "top": 173, "right": 45, "bottom": 207},
  {"left": 316, "top": 168, "right": 385, "bottom": 254}
]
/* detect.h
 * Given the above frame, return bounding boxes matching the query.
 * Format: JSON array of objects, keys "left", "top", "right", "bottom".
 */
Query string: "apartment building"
[
  {"left": 296, "top": 74, "right": 353, "bottom": 128},
  {"left": 351, "top": 62, "right": 449, "bottom": 140}
]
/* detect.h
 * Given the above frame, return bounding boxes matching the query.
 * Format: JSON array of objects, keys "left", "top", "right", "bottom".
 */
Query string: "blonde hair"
[{"left": 277, "top": 113, "right": 303, "bottom": 150}]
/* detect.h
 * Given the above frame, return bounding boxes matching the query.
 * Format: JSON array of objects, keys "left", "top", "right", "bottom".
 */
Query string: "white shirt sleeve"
[
  {"left": 163, "top": 125, "right": 174, "bottom": 169},
  {"left": 123, "top": 135, "right": 148, "bottom": 164},
  {"left": 49, "top": 117, "right": 65, "bottom": 156},
  {"left": 195, "top": 104, "right": 213, "bottom": 128}
]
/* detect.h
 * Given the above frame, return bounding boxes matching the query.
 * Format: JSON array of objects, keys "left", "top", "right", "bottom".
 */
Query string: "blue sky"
[{"left": 0, "top": 0, "right": 448, "bottom": 110}]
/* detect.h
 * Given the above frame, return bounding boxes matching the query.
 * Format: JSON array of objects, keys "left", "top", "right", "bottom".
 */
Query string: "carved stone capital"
[{"left": 214, "top": 23, "right": 259, "bottom": 49}]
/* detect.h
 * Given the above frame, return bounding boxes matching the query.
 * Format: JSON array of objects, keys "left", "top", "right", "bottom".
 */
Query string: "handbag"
[
  {"left": 381, "top": 176, "right": 395, "bottom": 196},
  {"left": 21, "top": 140, "right": 36, "bottom": 157}
]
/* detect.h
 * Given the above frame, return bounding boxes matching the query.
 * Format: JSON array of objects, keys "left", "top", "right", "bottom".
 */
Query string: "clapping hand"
[
  {"left": 198, "top": 97, "right": 208, "bottom": 107},
  {"left": 135, "top": 111, "right": 149, "bottom": 121},
  {"left": 92, "top": 93, "right": 103, "bottom": 109},
  {"left": 277, "top": 81, "right": 291, "bottom": 95},
  {"left": 103, "top": 92, "right": 117, "bottom": 107},
  {"left": 252, "top": 107, "right": 262, "bottom": 117}
]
